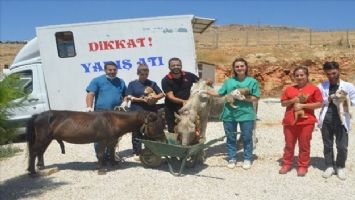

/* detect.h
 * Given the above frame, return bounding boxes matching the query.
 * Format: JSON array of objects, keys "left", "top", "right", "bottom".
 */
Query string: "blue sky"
[{"left": 1, "top": 0, "right": 355, "bottom": 41}]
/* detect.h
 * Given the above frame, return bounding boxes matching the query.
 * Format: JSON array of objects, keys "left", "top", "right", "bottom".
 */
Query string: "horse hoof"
[
  {"left": 97, "top": 169, "right": 107, "bottom": 175},
  {"left": 110, "top": 161, "right": 119, "bottom": 166},
  {"left": 28, "top": 172, "right": 38, "bottom": 178},
  {"left": 37, "top": 166, "right": 45, "bottom": 170}
]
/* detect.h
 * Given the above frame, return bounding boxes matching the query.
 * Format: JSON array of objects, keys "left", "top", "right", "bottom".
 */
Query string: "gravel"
[{"left": 1, "top": 99, "right": 354, "bottom": 200}]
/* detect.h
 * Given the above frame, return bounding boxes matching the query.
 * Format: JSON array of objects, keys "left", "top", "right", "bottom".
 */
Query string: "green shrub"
[{"left": 0, "top": 74, "right": 26, "bottom": 145}]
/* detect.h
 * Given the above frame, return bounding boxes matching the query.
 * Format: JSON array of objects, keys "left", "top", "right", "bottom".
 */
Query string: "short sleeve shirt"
[
  {"left": 126, "top": 79, "right": 162, "bottom": 111},
  {"left": 218, "top": 76, "right": 260, "bottom": 122},
  {"left": 281, "top": 83, "right": 323, "bottom": 125},
  {"left": 86, "top": 75, "right": 126, "bottom": 110},
  {"left": 161, "top": 71, "right": 199, "bottom": 110}
]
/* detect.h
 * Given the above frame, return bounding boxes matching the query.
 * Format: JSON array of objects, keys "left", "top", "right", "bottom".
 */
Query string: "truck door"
[{"left": 7, "top": 63, "right": 49, "bottom": 127}]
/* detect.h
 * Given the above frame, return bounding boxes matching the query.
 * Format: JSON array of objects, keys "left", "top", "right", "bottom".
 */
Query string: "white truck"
[{"left": 6, "top": 15, "right": 214, "bottom": 128}]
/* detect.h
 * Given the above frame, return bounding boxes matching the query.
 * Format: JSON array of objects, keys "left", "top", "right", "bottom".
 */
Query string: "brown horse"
[{"left": 26, "top": 110, "right": 165, "bottom": 175}]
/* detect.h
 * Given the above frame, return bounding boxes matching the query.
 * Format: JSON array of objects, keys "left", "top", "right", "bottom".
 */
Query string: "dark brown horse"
[{"left": 27, "top": 110, "right": 165, "bottom": 175}]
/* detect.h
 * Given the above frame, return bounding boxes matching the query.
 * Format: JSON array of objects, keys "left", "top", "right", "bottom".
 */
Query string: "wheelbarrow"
[{"left": 138, "top": 136, "right": 225, "bottom": 176}]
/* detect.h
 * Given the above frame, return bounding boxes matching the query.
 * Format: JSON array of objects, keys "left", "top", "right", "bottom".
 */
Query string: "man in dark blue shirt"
[{"left": 86, "top": 61, "right": 126, "bottom": 162}]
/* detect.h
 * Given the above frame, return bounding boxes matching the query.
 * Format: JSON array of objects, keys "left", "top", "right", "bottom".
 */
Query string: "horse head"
[{"left": 138, "top": 110, "right": 165, "bottom": 141}]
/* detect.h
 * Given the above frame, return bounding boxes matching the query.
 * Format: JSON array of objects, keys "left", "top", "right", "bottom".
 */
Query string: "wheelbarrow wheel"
[
  {"left": 185, "top": 157, "right": 197, "bottom": 168},
  {"left": 139, "top": 148, "right": 162, "bottom": 168},
  {"left": 186, "top": 150, "right": 206, "bottom": 168}
]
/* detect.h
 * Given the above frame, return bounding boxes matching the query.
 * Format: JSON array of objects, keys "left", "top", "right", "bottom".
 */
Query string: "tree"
[{"left": 0, "top": 74, "right": 26, "bottom": 144}]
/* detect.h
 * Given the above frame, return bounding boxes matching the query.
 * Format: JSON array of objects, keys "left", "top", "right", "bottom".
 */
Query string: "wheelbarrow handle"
[
  {"left": 166, "top": 157, "right": 188, "bottom": 177},
  {"left": 202, "top": 135, "right": 226, "bottom": 149}
]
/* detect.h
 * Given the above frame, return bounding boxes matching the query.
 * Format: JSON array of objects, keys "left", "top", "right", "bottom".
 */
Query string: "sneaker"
[
  {"left": 297, "top": 167, "right": 308, "bottom": 177},
  {"left": 133, "top": 154, "right": 140, "bottom": 162},
  {"left": 279, "top": 165, "right": 292, "bottom": 174},
  {"left": 337, "top": 168, "right": 347, "bottom": 180},
  {"left": 322, "top": 167, "right": 335, "bottom": 179},
  {"left": 242, "top": 160, "right": 252, "bottom": 170},
  {"left": 114, "top": 152, "right": 126, "bottom": 163},
  {"left": 227, "top": 160, "right": 236, "bottom": 169}
]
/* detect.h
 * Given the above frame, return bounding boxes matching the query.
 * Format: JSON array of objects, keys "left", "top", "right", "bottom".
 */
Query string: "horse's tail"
[
  {"left": 26, "top": 114, "right": 38, "bottom": 150},
  {"left": 26, "top": 113, "right": 39, "bottom": 172}
]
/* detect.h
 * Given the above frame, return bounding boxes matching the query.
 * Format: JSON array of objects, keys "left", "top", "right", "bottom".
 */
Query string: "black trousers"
[
  {"left": 164, "top": 106, "right": 180, "bottom": 133},
  {"left": 321, "top": 122, "right": 348, "bottom": 168}
]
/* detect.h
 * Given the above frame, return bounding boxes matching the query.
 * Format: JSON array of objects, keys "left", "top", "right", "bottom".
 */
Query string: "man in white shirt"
[{"left": 318, "top": 61, "right": 355, "bottom": 180}]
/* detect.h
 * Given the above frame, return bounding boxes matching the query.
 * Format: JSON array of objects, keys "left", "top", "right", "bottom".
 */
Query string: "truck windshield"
[{"left": 9, "top": 70, "right": 33, "bottom": 95}]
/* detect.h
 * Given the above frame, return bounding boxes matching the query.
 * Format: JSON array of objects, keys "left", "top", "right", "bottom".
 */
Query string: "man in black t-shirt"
[{"left": 161, "top": 57, "right": 199, "bottom": 133}]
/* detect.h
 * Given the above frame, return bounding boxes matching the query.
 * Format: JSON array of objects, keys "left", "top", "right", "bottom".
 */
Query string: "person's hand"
[
  {"left": 205, "top": 79, "right": 213, "bottom": 86},
  {"left": 85, "top": 107, "right": 94, "bottom": 112},
  {"left": 298, "top": 95, "right": 307, "bottom": 103},
  {"left": 293, "top": 96, "right": 300, "bottom": 104},
  {"left": 127, "top": 95, "right": 136, "bottom": 101},
  {"left": 146, "top": 97, "right": 157, "bottom": 105},
  {"left": 182, "top": 100, "right": 187, "bottom": 106},
  {"left": 238, "top": 88, "right": 250, "bottom": 95},
  {"left": 120, "top": 101, "right": 128, "bottom": 108},
  {"left": 294, "top": 103, "right": 303, "bottom": 111},
  {"left": 328, "top": 94, "right": 337, "bottom": 103},
  {"left": 114, "top": 101, "right": 130, "bottom": 112}
]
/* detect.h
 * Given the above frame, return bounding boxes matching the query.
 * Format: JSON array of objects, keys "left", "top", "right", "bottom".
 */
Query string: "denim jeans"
[
  {"left": 94, "top": 142, "right": 110, "bottom": 161},
  {"left": 93, "top": 108, "right": 111, "bottom": 161},
  {"left": 132, "top": 130, "right": 143, "bottom": 155},
  {"left": 223, "top": 120, "right": 254, "bottom": 161}
]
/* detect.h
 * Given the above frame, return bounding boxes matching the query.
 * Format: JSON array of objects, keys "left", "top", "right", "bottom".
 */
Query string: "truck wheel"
[{"left": 139, "top": 148, "right": 162, "bottom": 168}]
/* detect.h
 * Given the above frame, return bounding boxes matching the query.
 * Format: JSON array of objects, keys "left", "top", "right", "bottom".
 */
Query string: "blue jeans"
[
  {"left": 132, "top": 130, "right": 142, "bottom": 155},
  {"left": 94, "top": 143, "right": 110, "bottom": 161},
  {"left": 223, "top": 120, "right": 254, "bottom": 161},
  {"left": 93, "top": 108, "right": 111, "bottom": 161}
]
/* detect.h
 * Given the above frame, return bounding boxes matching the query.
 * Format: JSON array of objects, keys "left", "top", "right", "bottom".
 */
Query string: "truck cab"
[{"left": 7, "top": 38, "right": 49, "bottom": 128}]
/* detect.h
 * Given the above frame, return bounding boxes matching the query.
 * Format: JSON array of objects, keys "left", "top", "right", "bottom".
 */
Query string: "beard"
[
  {"left": 171, "top": 68, "right": 182, "bottom": 74},
  {"left": 329, "top": 75, "right": 340, "bottom": 83},
  {"left": 106, "top": 74, "right": 116, "bottom": 80}
]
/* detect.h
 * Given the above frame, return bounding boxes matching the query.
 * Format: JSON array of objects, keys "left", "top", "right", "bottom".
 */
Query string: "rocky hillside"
[
  {"left": 206, "top": 46, "right": 355, "bottom": 97},
  {"left": 0, "top": 43, "right": 24, "bottom": 70},
  {"left": 195, "top": 25, "right": 355, "bottom": 97}
]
